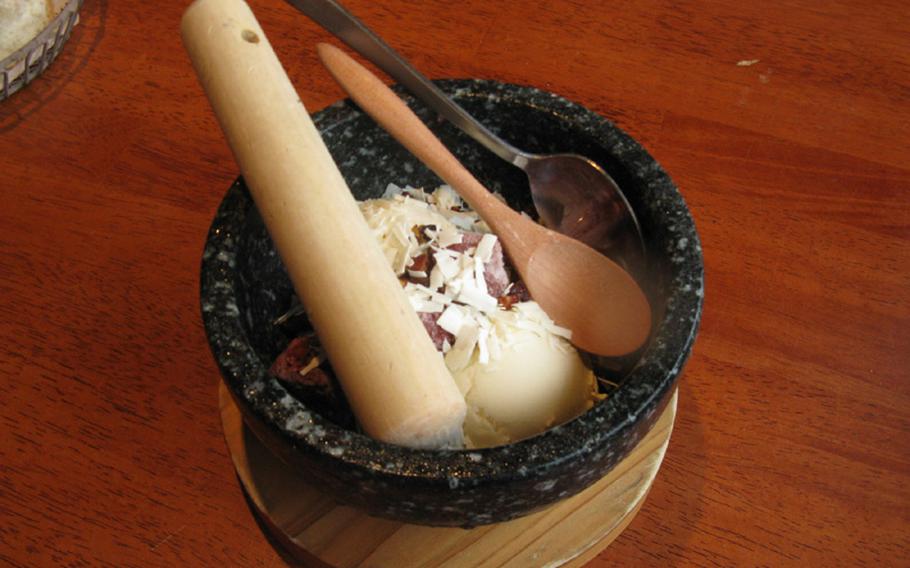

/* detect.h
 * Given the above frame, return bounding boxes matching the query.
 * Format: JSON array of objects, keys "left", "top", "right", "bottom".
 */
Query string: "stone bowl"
[{"left": 200, "top": 79, "right": 703, "bottom": 527}]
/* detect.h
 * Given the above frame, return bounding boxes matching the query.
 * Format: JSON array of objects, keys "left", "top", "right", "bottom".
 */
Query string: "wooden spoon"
[{"left": 318, "top": 43, "right": 652, "bottom": 356}]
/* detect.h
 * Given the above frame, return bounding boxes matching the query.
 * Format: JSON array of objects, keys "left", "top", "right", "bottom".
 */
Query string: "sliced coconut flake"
[
  {"left": 477, "top": 327, "right": 490, "bottom": 364},
  {"left": 437, "top": 225, "right": 462, "bottom": 248},
  {"left": 544, "top": 322, "right": 573, "bottom": 340},
  {"left": 437, "top": 305, "right": 467, "bottom": 335},
  {"left": 446, "top": 278, "right": 463, "bottom": 297},
  {"left": 417, "top": 301, "right": 445, "bottom": 314},
  {"left": 434, "top": 247, "right": 458, "bottom": 259},
  {"left": 431, "top": 292, "right": 452, "bottom": 305},
  {"left": 514, "top": 301, "right": 554, "bottom": 323},
  {"left": 411, "top": 282, "right": 437, "bottom": 295},
  {"left": 403, "top": 186, "right": 429, "bottom": 201},
  {"left": 392, "top": 223, "right": 411, "bottom": 247},
  {"left": 433, "top": 185, "right": 462, "bottom": 211},
  {"left": 393, "top": 252, "right": 410, "bottom": 275},
  {"left": 473, "top": 257, "right": 487, "bottom": 295},
  {"left": 514, "top": 317, "right": 548, "bottom": 337},
  {"left": 458, "top": 283, "right": 499, "bottom": 313},
  {"left": 434, "top": 251, "right": 461, "bottom": 280},
  {"left": 382, "top": 183, "right": 404, "bottom": 199},
  {"left": 475, "top": 233, "right": 498, "bottom": 262},
  {"left": 449, "top": 214, "right": 476, "bottom": 230},
  {"left": 407, "top": 295, "right": 424, "bottom": 312},
  {"left": 445, "top": 322, "right": 479, "bottom": 371},
  {"left": 407, "top": 269, "right": 428, "bottom": 279},
  {"left": 455, "top": 256, "right": 475, "bottom": 286},
  {"left": 429, "top": 265, "right": 444, "bottom": 291},
  {"left": 441, "top": 338, "right": 452, "bottom": 353},
  {"left": 408, "top": 194, "right": 431, "bottom": 207}
]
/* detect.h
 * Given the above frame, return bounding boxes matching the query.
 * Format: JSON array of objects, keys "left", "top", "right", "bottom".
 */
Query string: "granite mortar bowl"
[{"left": 200, "top": 79, "right": 703, "bottom": 527}]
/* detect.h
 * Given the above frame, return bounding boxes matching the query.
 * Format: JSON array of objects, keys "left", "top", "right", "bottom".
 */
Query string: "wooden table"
[{"left": 1, "top": 0, "right": 907, "bottom": 565}]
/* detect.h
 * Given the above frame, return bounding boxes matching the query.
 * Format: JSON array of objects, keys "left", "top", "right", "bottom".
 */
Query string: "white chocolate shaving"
[{"left": 475, "top": 233, "right": 497, "bottom": 263}]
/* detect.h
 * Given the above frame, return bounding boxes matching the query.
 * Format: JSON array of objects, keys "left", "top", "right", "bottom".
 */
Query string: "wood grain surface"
[
  {"left": 219, "top": 386, "right": 677, "bottom": 568},
  {"left": 0, "top": 0, "right": 907, "bottom": 566}
]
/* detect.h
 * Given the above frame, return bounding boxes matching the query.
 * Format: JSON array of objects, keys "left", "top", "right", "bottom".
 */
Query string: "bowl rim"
[{"left": 200, "top": 78, "right": 703, "bottom": 483}]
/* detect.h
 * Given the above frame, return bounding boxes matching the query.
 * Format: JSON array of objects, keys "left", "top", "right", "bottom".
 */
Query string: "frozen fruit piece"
[
  {"left": 270, "top": 334, "right": 355, "bottom": 429},
  {"left": 448, "top": 232, "right": 510, "bottom": 298},
  {"left": 418, "top": 311, "right": 455, "bottom": 351}
]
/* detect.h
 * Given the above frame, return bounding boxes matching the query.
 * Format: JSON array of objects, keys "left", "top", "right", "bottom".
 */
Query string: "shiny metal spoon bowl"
[{"left": 287, "top": 0, "right": 646, "bottom": 274}]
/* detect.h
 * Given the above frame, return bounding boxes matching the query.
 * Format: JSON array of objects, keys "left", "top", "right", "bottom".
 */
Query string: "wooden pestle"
[{"left": 181, "top": 0, "right": 466, "bottom": 449}]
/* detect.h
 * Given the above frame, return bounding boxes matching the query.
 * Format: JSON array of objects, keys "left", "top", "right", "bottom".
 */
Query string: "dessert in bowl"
[
  {"left": 0, "top": 0, "right": 81, "bottom": 100},
  {"left": 200, "top": 79, "right": 703, "bottom": 527}
]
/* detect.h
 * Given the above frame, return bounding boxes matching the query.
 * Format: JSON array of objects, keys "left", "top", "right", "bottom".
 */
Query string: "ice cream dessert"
[
  {"left": 272, "top": 184, "right": 601, "bottom": 449},
  {"left": 0, "top": 0, "right": 63, "bottom": 60}
]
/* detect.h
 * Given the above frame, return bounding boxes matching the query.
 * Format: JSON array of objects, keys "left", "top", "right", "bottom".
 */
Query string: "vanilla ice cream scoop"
[
  {"left": 454, "top": 328, "right": 597, "bottom": 448},
  {"left": 358, "top": 184, "right": 601, "bottom": 449}
]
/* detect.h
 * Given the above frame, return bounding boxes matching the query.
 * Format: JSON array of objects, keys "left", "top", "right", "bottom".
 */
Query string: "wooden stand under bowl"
[{"left": 219, "top": 383, "right": 677, "bottom": 567}]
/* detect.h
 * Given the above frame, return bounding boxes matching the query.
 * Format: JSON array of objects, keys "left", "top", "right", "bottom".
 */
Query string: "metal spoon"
[{"left": 285, "top": 0, "right": 646, "bottom": 274}]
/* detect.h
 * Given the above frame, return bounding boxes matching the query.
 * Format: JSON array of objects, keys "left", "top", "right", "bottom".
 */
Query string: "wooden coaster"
[{"left": 219, "top": 384, "right": 677, "bottom": 567}]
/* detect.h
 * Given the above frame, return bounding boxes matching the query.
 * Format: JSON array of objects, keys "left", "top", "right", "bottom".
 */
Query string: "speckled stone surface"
[{"left": 200, "top": 80, "right": 703, "bottom": 527}]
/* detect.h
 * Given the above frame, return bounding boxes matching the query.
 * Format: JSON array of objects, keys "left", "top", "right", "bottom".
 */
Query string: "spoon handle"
[
  {"left": 317, "top": 43, "right": 535, "bottom": 254},
  {"left": 286, "top": 0, "right": 530, "bottom": 167}
]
